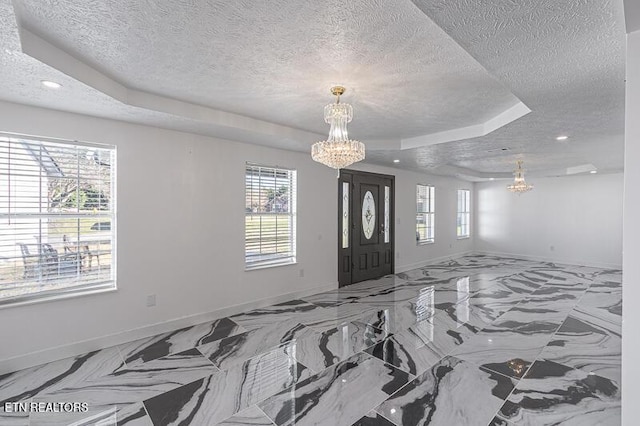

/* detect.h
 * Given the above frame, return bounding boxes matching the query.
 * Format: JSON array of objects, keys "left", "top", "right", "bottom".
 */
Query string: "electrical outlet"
[
  {"left": 299, "top": 269, "right": 305, "bottom": 278},
  {"left": 396, "top": 251, "right": 400, "bottom": 259},
  {"left": 550, "top": 245, "right": 555, "bottom": 252},
  {"left": 146, "top": 294, "right": 156, "bottom": 307}
]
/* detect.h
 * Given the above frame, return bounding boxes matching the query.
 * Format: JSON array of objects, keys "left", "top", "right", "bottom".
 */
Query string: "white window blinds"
[
  {"left": 245, "top": 164, "right": 296, "bottom": 269},
  {"left": 0, "top": 134, "right": 116, "bottom": 305}
]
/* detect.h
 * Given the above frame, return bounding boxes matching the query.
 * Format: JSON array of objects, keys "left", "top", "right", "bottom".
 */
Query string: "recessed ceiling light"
[
  {"left": 393, "top": 159, "right": 400, "bottom": 163},
  {"left": 489, "top": 178, "right": 495, "bottom": 181},
  {"left": 590, "top": 170, "right": 597, "bottom": 174},
  {"left": 41, "top": 80, "right": 62, "bottom": 89},
  {"left": 556, "top": 135, "right": 569, "bottom": 141}
]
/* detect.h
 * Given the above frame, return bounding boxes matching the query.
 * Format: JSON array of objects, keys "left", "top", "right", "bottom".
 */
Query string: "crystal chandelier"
[
  {"left": 311, "top": 86, "right": 365, "bottom": 169},
  {"left": 507, "top": 160, "right": 534, "bottom": 194}
]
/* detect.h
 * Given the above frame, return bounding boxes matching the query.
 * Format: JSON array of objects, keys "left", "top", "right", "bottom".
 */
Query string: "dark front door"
[{"left": 338, "top": 170, "right": 394, "bottom": 287}]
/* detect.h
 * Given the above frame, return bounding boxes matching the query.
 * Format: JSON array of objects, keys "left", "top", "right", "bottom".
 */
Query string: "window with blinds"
[
  {"left": 416, "top": 184, "right": 435, "bottom": 245},
  {"left": 245, "top": 164, "right": 296, "bottom": 269},
  {"left": 0, "top": 133, "right": 116, "bottom": 305},
  {"left": 457, "top": 189, "right": 471, "bottom": 238}
]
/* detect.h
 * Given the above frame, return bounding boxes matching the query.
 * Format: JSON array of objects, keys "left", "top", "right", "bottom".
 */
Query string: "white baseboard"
[
  {"left": 0, "top": 281, "right": 337, "bottom": 374},
  {"left": 395, "top": 251, "right": 474, "bottom": 274},
  {"left": 473, "top": 250, "right": 622, "bottom": 270}
]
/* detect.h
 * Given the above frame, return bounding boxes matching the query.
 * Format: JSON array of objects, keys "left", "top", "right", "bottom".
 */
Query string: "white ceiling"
[{"left": 0, "top": 0, "right": 627, "bottom": 179}]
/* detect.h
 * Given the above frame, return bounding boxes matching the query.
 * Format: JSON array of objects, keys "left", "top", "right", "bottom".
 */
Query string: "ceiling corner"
[{"left": 624, "top": 0, "right": 640, "bottom": 33}]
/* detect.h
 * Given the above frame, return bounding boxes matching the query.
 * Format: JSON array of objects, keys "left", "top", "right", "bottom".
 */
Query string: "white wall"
[
  {"left": 0, "top": 101, "right": 337, "bottom": 369},
  {"left": 349, "top": 163, "right": 474, "bottom": 271},
  {"left": 622, "top": 29, "right": 640, "bottom": 426},
  {"left": 0, "top": 101, "right": 471, "bottom": 371},
  {"left": 475, "top": 173, "right": 623, "bottom": 268}
]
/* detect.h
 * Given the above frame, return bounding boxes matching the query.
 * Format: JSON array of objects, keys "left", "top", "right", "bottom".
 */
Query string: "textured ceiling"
[
  {"left": 380, "top": 0, "right": 625, "bottom": 177},
  {"left": 11, "top": 0, "right": 523, "bottom": 140},
  {"left": 0, "top": 0, "right": 319, "bottom": 151},
  {"left": 0, "top": 0, "right": 627, "bottom": 178}
]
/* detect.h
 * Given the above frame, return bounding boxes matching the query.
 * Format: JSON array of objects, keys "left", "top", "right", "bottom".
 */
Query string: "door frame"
[{"left": 338, "top": 169, "right": 395, "bottom": 287}]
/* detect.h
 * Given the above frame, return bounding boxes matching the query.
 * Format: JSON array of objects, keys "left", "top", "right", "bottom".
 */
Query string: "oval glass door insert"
[{"left": 362, "top": 191, "right": 376, "bottom": 239}]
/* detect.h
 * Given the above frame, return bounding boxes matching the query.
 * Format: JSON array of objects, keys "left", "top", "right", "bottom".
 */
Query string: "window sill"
[
  {"left": 457, "top": 236, "right": 471, "bottom": 240},
  {"left": 417, "top": 241, "right": 435, "bottom": 246},
  {"left": 245, "top": 260, "right": 297, "bottom": 272},
  {"left": 0, "top": 281, "right": 117, "bottom": 310}
]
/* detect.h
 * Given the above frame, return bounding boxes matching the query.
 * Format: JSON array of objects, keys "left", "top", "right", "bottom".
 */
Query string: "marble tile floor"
[{"left": 0, "top": 255, "right": 622, "bottom": 425}]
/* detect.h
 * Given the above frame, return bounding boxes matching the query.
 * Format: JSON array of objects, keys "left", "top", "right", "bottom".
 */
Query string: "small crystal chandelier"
[
  {"left": 507, "top": 160, "right": 534, "bottom": 194},
  {"left": 311, "top": 86, "right": 365, "bottom": 169}
]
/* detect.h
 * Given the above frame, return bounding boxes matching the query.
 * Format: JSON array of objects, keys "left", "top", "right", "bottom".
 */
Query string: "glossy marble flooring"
[{"left": 0, "top": 255, "right": 622, "bottom": 425}]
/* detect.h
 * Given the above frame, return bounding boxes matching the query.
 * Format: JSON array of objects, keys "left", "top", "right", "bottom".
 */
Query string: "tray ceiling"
[{"left": 0, "top": 0, "right": 626, "bottom": 179}]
